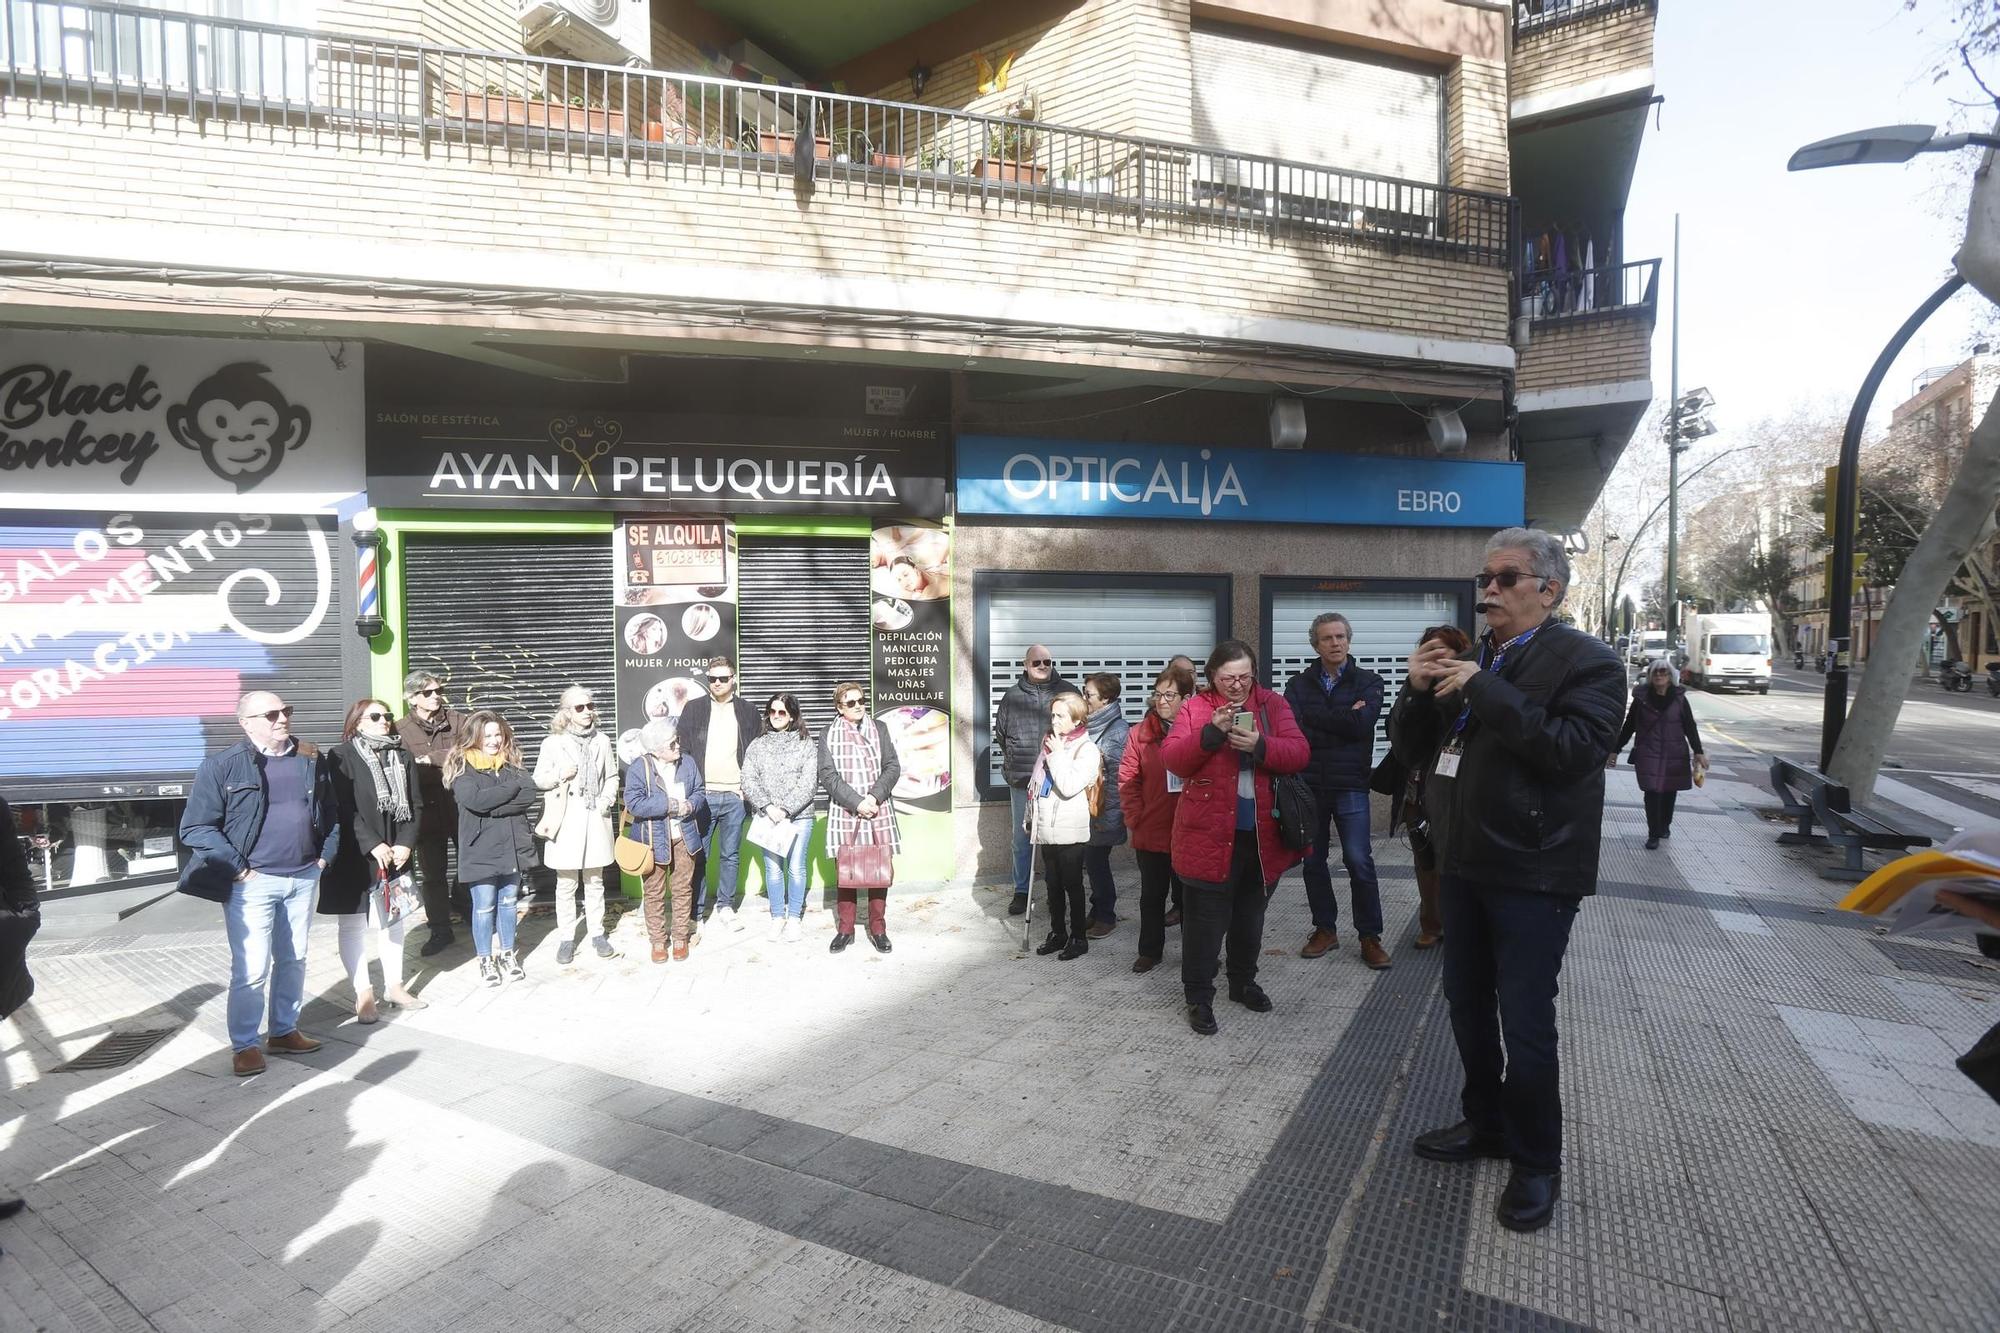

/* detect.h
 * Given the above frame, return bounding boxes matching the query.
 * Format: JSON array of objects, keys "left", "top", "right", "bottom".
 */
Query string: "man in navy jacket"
[
  {"left": 1284, "top": 613, "right": 1388, "bottom": 969},
  {"left": 180, "top": 690, "right": 339, "bottom": 1077}
]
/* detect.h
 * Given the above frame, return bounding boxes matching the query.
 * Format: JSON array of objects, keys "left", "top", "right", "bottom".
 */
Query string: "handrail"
[
  {"left": 1521, "top": 257, "right": 1659, "bottom": 324},
  {"left": 1, "top": 0, "right": 1518, "bottom": 270},
  {"left": 1515, "top": 0, "right": 1657, "bottom": 39}
]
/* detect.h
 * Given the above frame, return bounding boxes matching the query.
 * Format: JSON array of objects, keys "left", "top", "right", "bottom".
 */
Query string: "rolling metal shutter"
[
  {"left": 1266, "top": 586, "right": 1463, "bottom": 766},
  {"left": 983, "top": 583, "right": 1222, "bottom": 790},
  {"left": 735, "top": 535, "right": 872, "bottom": 740},
  {"left": 400, "top": 533, "right": 616, "bottom": 760},
  {"left": 1189, "top": 25, "right": 1442, "bottom": 182}
]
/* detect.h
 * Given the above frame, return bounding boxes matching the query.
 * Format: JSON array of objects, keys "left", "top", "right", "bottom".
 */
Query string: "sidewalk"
[{"left": 4, "top": 746, "right": 1999, "bottom": 1332}]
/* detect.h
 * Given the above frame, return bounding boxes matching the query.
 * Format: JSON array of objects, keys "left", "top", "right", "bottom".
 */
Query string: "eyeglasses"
[
  {"left": 1027, "top": 658, "right": 1052, "bottom": 667},
  {"left": 362, "top": 710, "right": 390, "bottom": 723},
  {"left": 1473, "top": 570, "right": 1546, "bottom": 590},
  {"left": 249, "top": 706, "right": 294, "bottom": 722},
  {"left": 1213, "top": 673, "right": 1254, "bottom": 686},
  {"left": 572, "top": 703, "right": 595, "bottom": 713},
  {"left": 838, "top": 696, "right": 865, "bottom": 710},
  {"left": 415, "top": 687, "right": 443, "bottom": 697},
  {"left": 1151, "top": 691, "right": 1184, "bottom": 702},
  {"left": 707, "top": 673, "right": 734, "bottom": 684}
]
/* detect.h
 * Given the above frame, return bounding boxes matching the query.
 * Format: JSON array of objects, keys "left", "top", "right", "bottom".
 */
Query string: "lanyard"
[{"left": 1451, "top": 624, "right": 1542, "bottom": 736}]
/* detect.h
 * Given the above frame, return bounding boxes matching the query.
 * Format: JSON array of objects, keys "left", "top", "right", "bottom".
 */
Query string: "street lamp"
[{"left": 1787, "top": 123, "right": 1990, "bottom": 768}]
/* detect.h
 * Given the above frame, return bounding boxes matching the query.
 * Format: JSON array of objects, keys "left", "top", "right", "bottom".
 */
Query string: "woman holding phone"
[{"left": 1163, "top": 640, "right": 1310, "bottom": 1036}]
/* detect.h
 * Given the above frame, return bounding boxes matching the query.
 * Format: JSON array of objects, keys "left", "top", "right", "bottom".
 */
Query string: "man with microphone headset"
[{"left": 1386, "top": 527, "right": 1626, "bottom": 1234}]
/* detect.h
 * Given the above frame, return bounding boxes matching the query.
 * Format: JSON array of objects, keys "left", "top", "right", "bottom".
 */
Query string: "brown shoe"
[
  {"left": 265, "top": 1030, "right": 321, "bottom": 1054},
  {"left": 1163, "top": 908, "right": 1182, "bottom": 928},
  {"left": 672, "top": 943, "right": 689, "bottom": 961},
  {"left": 651, "top": 944, "right": 668, "bottom": 963},
  {"left": 1301, "top": 928, "right": 1339, "bottom": 959},
  {"left": 1132, "top": 955, "right": 1158, "bottom": 974},
  {"left": 1360, "top": 936, "right": 1392, "bottom": 970},
  {"left": 231, "top": 1047, "right": 267, "bottom": 1077},
  {"left": 1414, "top": 932, "right": 1442, "bottom": 950},
  {"left": 1087, "top": 920, "right": 1116, "bottom": 939}
]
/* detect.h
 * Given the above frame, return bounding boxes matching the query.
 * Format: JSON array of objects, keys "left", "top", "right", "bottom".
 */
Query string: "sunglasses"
[
  {"left": 1028, "top": 658, "right": 1053, "bottom": 667},
  {"left": 838, "top": 697, "right": 865, "bottom": 709},
  {"left": 1473, "top": 570, "right": 1546, "bottom": 590},
  {"left": 768, "top": 707, "right": 791, "bottom": 717},
  {"left": 250, "top": 706, "right": 294, "bottom": 722},
  {"left": 707, "top": 674, "right": 734, "bottom": 684},
  {"left": 362, "top": 710, "right": 390, "bottom": 723},
  {"left": 415, "top": 686, "right": 443, "bottom": 697},
  {"left": 572, "top": 703, "right": 595, "bottom": 712}
]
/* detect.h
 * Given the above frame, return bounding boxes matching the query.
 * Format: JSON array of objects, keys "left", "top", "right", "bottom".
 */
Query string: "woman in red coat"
[
  {"left": 1119, "top": 660, "right": 1197, "bottom": 974},
  {"left": 1163, "top": 640, "right": 1311, "bottom": 1035}
]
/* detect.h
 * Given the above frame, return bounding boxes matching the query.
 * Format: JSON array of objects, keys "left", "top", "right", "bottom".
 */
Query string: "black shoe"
[
  {"left": 1186, "top": 1003, "right": 1219, "bottom": 1036},
  {"left": 867, "top": 931, "right": 893, "bottom": 954},
  {"left": 1497, "top": 1168, "right": 1561, "bottom": 1232},
  {"left": 1412, "top": 1119, "right": 1508, "bottom": 1163},
  {"left": 420, "top": 929, "right": 454, "bottom": 958},
  {"left": 0, "top": 1198, "right": 22, "bottom": 1219},
  {"left": 1035, "top": 933, "right": 1068, "bottom": 956},
  {"left": 1644, "top": 836, "right": 1660, "bottom": 849},
  {"left": 556, "top": 940, "right": 576, "bottom": 967},
  {"left": 1008, "top": 895, "right": 1029, "bottom": 917},
  {"left": 1659, "top": 829, "right": 1671, "bottom": 840},
  {"left": 1228, "top": 982, "right": 1273, "bottom": 1012},
  {"left": 829, "top": 932, "right": 854, "bottom": 954},
  {"left": 1057, "top": 937, "right": 1088, "bottom": 961}
]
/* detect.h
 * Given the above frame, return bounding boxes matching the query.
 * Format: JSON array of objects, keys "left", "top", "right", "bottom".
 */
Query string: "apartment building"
[{"left": 0, "top": 0, "right": 1660, "bottom": 887}]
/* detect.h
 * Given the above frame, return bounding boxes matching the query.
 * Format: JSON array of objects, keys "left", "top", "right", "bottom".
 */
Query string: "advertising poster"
[
  {"left": 869, "top": 521, "right": 951, "bottom": 813},
  {"left": 615, "top": 518, "right": 736, "bottom": 747}
]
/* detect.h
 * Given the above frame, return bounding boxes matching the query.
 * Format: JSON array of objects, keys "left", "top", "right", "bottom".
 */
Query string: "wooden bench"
[{"left": 1769, "top": 757, "right": 1933, "bottom": 882}]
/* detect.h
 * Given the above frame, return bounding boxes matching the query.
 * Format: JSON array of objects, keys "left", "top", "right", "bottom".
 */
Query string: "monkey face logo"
[{"left": 166, "top": 362, "right": 312, "bottom": 493}]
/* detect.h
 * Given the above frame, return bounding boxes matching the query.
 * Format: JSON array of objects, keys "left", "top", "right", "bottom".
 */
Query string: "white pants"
[
  {"left": 554, "top": 868, "right": 607, "bottom": 941},
  {"left": 338, "top": 897, "right": 407, "bottom": 997}
]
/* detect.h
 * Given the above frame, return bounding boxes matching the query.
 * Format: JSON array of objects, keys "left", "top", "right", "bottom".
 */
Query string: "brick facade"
[
  {"left": 1512, "top": 2, "right": 1656, "bottom": 114},
  {"left": 1517, "top": 316, "right": 1652, "bottom": 392}
]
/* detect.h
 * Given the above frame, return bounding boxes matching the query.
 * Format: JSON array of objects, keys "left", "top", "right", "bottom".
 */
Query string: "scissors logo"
[{"left": 549, "top": 414, "right": 624, "bottom": 493}]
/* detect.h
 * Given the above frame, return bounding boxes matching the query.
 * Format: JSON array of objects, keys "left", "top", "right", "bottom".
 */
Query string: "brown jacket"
[{"left": 395, "top": 707, "right": 461, "bottom": 837}]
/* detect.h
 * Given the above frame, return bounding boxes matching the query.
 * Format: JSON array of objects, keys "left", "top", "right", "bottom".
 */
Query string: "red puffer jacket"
[
  {"left": 1162, "top": 685, "right": 1310, "bottom": 889},
  {"left": 1117, "top": 711, "right": 1180, "bottom": 853}
]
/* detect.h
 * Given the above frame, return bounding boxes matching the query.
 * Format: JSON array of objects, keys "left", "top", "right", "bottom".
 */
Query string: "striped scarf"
[{"left": 825, "top": 718, "right": 899, "bottom": 851}]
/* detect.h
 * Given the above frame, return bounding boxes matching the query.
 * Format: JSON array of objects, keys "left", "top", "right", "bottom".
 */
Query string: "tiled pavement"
[{"left": 5, "top": 748, "right": 2000, "bottom": 1331}]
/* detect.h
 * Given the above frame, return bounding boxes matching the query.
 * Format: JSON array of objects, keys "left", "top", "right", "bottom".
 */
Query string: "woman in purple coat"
[{"left": 1612, "top": 658, "right": 1708, "bottom": 849}]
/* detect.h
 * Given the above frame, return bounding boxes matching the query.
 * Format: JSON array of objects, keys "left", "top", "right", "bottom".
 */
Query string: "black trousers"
[
  {"left": 1643, "top": 791, "right": 1678, "bottom": 839},
  {"left": 413, "top": 829, "right": 463, "bottom": 931},
  {"left": 1180, "top": 831, "right": 1267, "bottom": 1007},
  {"left": 1135, "top": 848, "right": 1185, "bottom": 960},
  {"left": 1041, "top": 844, "right": 1088, "bottom": 940},
  {"left": 1440, "top": 873, "right": 1580, "bottom": 1172}
]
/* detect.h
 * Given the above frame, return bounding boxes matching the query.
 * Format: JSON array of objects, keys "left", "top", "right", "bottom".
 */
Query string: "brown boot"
[
  {"left": 651, "top": 942, "right": 668, "bottom": 963},
  {"left": 265, "top": 1030, "right": 322, "bottom": 1054},
  {"left": 232, "top": 1047, "right": 267, "bottom": 1077},
  {"left": 1360, "top": 936, "right": 1392, "bottom": 970},
  {"left": 1301, "top": 927, "right": 1339, "bottom": 959},
  {"left": 1414, "top": 931, "right": 1442, "bottom": 950},
  {"left": 672, "top": 942, "right": 689, "bottom": 961}
]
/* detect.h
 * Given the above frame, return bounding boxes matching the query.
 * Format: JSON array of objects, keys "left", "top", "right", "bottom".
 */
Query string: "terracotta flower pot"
[
  {"left": 974, "top": 158, "right": 1047, "bottom": 184},
  {"left": 445, "top": 91, "right": 627, "bottom": 137},
  {"left": 758, "top": 131, "right": 832, "bottom": 160}
]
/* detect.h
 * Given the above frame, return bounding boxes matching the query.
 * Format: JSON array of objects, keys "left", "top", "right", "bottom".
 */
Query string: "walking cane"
[{"left": 1021, "top": 808, "right": 1039, "bottom": 952}]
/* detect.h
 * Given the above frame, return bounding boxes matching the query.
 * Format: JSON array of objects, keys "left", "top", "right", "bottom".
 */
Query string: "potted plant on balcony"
[
  {"left": 757, "top": 106, "right": 833, "bottom": 160},
  {"left": 444, "top": 82, "right": 629, "bottom": 137},
  {"left": 974, "top": 89, "right": 1045, "bottom": 184}
]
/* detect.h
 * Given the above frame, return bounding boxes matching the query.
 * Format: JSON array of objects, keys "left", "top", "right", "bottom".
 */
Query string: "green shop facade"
[{"left": 360, "top": 351, "right": 958, "bottom": 896}]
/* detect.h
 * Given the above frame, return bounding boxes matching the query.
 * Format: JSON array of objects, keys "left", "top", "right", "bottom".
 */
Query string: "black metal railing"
[
  {"left": 0, "top": 0, "right": 1517, "bottom": 269},
  {"left": 1521, "top": 258, "right": 1658, "bottom": 324},
  {"left": 1515, "top": 0, "right": 1656, "bottom": 39}
]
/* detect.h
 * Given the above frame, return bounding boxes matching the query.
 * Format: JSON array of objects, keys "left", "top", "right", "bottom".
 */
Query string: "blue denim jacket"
[
  {"left": 177, "top": 740, "right": 340, "bottom": 903},
  {"left": 623, "top": 753, "right": 708, "bottom": 861}
]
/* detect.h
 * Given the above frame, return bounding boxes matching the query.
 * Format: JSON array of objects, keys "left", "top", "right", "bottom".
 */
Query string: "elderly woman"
[
  {"left": 1029, "top": 690, "right": 1103, "bottom": 960},
  {"left": 741, "top": 691, "right": 819, "bottom": 944},
  {"left": 320, "top": 698, "right": 427, "bottom": 1021},
  {"left": 1164, "top": 640, "right": 1311, "bottom": 1036},
  {"left": 534, "top": 685, "right": 619, "bottom": 966},
  {"left": 1613, "top": 657, "right": 1707, "bottom": 849},
  {"left": 1375, "top": 624, "right": 1473, "bottom": 950},
  {"left": 818, "top": 681, "right": 900, "bottom": 956},
  {"left": 623, "top": 719, "right": 708, "bottom": 963},
  {"left": 1120, "top": 661, "right": 1194, "bottom": 973},
  {"left": 446, "top": 710, "right": 540, "bottom": 987}
]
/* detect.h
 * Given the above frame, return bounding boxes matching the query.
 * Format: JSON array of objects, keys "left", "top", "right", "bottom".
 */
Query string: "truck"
[
  {"left": 1686, "top": 611, "right": 1773, "bottom": 693},
  {"left": 1628, "top": 630, "right": 1668, "bottom": 667}
]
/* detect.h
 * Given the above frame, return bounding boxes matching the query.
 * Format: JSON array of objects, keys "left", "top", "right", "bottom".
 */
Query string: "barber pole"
[{"left": 352, "top": 526, "right": 384, "bottom": 638}]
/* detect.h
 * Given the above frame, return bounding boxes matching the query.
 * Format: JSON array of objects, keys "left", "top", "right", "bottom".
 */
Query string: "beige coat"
[
  {"left": 1029, "top": 736, "right": 1102, "bottom": 846},
  {"left": 533, "top": 731, "right": 617, "bottom": 870}
]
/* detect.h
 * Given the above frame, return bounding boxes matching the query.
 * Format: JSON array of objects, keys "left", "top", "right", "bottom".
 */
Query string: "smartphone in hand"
[{"left": 1233, "top": 711, "right": 1258, "bottom": 739}]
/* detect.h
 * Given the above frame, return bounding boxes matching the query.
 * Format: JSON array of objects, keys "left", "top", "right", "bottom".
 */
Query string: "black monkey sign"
[{"left": 165, "top": 362, "right": 312, "bottom": 493}]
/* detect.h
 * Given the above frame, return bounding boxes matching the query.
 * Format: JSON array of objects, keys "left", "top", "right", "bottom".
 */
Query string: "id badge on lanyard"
[{"left": 1434, "top": 741, "right": 1463, "bottom": 779}]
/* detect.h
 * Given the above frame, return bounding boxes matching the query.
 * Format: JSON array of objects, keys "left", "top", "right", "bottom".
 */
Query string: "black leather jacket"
[{"left": 1386, "top": 620, "right": 1626, "bottom": 897}]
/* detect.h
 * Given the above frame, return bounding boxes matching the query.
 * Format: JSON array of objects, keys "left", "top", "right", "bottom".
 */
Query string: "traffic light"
[
  {"left": 1822, "top": 465, "right": 1861, "bottom": 541},
  {"left": 1826, "top": 553, "right": 1867, "bottom": 601}
]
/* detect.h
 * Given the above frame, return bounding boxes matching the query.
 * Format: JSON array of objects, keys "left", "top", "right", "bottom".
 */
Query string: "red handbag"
[{"left": 835, "top": 843, "right": 894, "bottom": 890}]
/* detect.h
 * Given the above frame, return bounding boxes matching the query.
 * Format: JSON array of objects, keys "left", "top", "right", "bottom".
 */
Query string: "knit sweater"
[{"left": 740, "top": 728, "right": 821, "bottom": 820}]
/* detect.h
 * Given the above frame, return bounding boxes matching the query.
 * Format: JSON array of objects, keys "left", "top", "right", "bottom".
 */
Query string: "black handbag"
[
  {"left": 1368, "top": 753, "right": 1406, "bottom": 797},
  {"left": 1254, "top": 703, "right": 1318, "bottom": 851}
]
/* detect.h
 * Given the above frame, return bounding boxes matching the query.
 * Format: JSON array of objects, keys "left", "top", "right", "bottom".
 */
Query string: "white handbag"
[{"left": 746, "top": 810, "right": 800, "bottom": 856}]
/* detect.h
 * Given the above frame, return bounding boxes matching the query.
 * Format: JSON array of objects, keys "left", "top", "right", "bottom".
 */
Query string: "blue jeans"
[
  {"left": 697, "top": 792, "right": 748, "bottom": 918},
  {"left": 1085, "top": 845, "right": 1117, "bottom": 924},
  {"left": 1440, "top": 874, "right": 1581, "bottom": 1172},
  {"left": 761, "top": 814, "right": 817, "bottom": 919},
  {"left": 1300, "top": 788, "right": 1382, "bottom": 937},
  {"left": 224, "top": 869, "right": 318, "bottom": 1051},
  {"left": 1009, "top": 786, "right": 1033, "bottom": 900},
  {"left": 470, "top": 877, "right": 519, "bottom": 956}
]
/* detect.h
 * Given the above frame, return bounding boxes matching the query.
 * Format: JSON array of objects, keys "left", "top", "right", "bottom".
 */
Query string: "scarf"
[
  {"left": 352, "top": 732, "right": 412, "bottom": 823},
  {"left": 1030, "top": 727, "right": 1085, "bottom": 798},
  {"left": 462, "top": 748, "right": 503, "bottom": 773},
  {"left": 560, "top": 729, "right": 609, "bottom": 804},
  {"left": 826, "top": 717, "right": 899, "bottom": 851}
]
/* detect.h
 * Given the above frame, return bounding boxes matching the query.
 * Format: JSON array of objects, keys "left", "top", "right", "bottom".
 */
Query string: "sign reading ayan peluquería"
[{"left": 367, "top": 410, "right": 949, "bottom": 518}]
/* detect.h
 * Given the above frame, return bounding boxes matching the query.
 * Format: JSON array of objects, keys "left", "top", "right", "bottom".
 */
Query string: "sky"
[{"left": 1627, "top": 0, "right": 1994, "bottom": 433}]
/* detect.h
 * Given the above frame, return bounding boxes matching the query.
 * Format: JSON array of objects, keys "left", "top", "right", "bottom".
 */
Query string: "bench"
[{"left": 1769, "top": 757, "right": 1934, "bottom": 882}]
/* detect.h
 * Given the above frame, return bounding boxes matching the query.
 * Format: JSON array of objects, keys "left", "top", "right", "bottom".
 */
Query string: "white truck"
[
  {"left": 1686, "top": 611, "right": 1773, "bottom": 693},
  {"left": 1628, "top": 630, "right": 1668, "bottom": 667}
]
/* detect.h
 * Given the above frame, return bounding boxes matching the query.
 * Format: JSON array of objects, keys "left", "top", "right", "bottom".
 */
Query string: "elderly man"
[
  {"left": 995, "top": 643, "right": 1076, "bottom": 915},
  {"left": 180, "top": 690, "right": 340, "bottom": 1077},
  {"left": 395, "top": 669, "right": 463, "bottom": 955},
  {"left": 1387, "top": 527, "right": 1625, "bottom": 1233},
  {"left": 1284, "top": 612, "right": 1388, "bottom": 968}
]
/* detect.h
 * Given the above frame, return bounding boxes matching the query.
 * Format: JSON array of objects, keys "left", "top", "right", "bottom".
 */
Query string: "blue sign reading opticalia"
[{"left": 956, "top": 436, "right": 1525, "bottom": 528}]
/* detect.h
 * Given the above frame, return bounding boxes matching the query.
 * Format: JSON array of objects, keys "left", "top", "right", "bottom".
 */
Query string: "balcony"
[
  {"left": 0, "top": 0, "right": 1519, "bottom": 382},
  {"left": 1512, "top": 0, "right": 1657, "bottom": 124}
]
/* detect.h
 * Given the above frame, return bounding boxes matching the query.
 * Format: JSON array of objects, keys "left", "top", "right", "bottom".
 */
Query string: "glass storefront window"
[{"left": 9, "top": 799, "right": 185, "bottom": 893}]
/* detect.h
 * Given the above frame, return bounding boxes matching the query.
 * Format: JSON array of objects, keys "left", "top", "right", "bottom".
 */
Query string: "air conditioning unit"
[{"left": 519, "top": 0, "right": 652, "bottom": 67}]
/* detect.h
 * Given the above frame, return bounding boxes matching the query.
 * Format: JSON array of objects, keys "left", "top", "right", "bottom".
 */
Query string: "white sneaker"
[
  {"left": 720, "top": 904, "right": 744, "bottom": 932},
  {"left": 767, "top": 915, "right": 784, "bottom": 942},
  {"left": 782, "top": 918, "right": 802, "bottom": 944}
]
